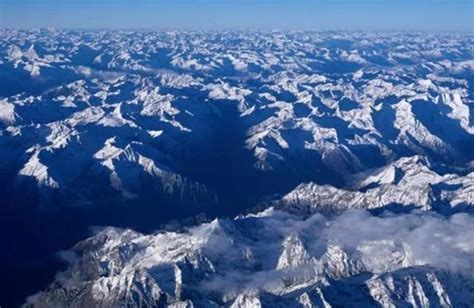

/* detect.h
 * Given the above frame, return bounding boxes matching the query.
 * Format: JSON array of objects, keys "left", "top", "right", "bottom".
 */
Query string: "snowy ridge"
[
  {"left": 272, "top": 156, "right": 474, "bottom": 216},
  {"left": 28, "top": 209, "right": 474, "bottom": 307}
]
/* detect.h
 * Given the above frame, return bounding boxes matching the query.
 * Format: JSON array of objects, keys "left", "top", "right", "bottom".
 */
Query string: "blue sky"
[{"left": 0, "top": 0, "right": 472, "bottom": 31}]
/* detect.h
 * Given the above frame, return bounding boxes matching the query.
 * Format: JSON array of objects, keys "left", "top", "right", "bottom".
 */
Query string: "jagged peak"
[{"left": 277, "top": 234, "right": 312, "bottom": 270}]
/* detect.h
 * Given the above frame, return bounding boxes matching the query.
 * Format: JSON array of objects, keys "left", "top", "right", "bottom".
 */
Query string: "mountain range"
[{"left": 0, "top": 29, "right": 473, "bottom": 307}]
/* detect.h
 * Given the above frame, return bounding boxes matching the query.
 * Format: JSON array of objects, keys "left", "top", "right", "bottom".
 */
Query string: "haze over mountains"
[{"left": 0, "top": 29, "right": 473, "bottom": 307}]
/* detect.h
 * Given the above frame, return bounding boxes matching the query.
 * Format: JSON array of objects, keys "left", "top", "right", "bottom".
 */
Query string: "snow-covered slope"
[
  {"left": 28, "top": 209, "right": 474, "bottom": 307},
  {"left": 271, "top": 156, "right": 474, "bottom": 216}
]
